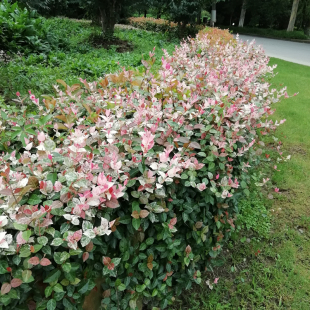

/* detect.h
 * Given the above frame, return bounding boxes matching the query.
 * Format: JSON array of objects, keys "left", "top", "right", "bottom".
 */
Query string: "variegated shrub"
[{"left": 0, "top": 29, "right": 287, "bottom": 310}]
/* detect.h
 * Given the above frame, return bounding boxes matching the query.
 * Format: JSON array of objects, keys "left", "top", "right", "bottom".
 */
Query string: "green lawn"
[{"left": 170, "top": 58, "right": 310, "bottom": 310}]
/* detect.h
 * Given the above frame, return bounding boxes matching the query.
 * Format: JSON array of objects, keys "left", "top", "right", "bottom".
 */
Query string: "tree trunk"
[
  {"left": 211, "top": 0, "right": 216, "bottom": 27},
  {"left": 238, "top": 0, "right": 247, "bottom": 27},
  {"left": 287, "top": 0, "right": 300, "bottom": 31},
  {"left": 98, "top": 0, "right": 119, "bottom": 40},
  {"left": 144, "top": 10, "right": 147, "bottom": 18},
  {"left": 157, "top": 10, "right": 161, "bottom": 19},
  {"left": 197, "top": 8, "right": 201, "bottom": 24}
]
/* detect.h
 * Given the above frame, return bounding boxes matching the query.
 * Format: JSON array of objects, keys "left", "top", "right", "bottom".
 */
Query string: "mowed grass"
[{"left": 170, "top": 59, "right": 310, "bottom": 310}]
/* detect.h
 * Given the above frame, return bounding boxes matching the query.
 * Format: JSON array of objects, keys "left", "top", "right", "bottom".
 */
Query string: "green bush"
[
  {"left": 226, "top": 26, "right": 309, "bottom": 40},
  {"left": 0, "top": 0, "right": 52, "bottom": 53}
]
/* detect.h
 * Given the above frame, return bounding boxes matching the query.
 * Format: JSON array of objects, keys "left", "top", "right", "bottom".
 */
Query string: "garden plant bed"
[
  {"left": 1, "top": 3, "right": 309, "bottom": 309},
  {"left": 91, "top": 36, "right": 134, "bottom": 52}
]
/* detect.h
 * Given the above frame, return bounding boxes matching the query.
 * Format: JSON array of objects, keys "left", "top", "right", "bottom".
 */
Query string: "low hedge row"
[
  {"left": 128, "top": 17, "right": 204, "bottom": 37},
  {"left": 0, "top": 28, "right": 286, "bottom": 310}
]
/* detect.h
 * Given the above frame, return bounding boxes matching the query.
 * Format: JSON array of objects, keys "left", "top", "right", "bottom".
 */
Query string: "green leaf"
[
  {"left": 78, "top": 280, "right": 89, "bottom": 294},
  {"left": 136, "top": 284, "right": 146, "bottom": 293},
  {"left": 132, "top": 218, "right": 141, "bottom": 230},
  {"left": 53, "top": 283, "right": 64, "bottom": 293},
  {"left": 51, "top": 238, "right": 63, "bottom": 246},
  {"left": 146, "top": 238, "right": 154, "bottom": 245},
  {"left": 244, "top": 189, "right": 250, "bottom": 196},
  {"left": 27, "top": 194, "right": 42, "bottom": 205},
  {"left": 0, "top": 260, "right": 9, "bottom": 274},
  {"left": 20, "top": 132, "right": 27, "bottom": 147},
  {"left": 117, "top": 283, "right": 126, "bottom": 291},
  {"left": 22, "top": 270, "right": 32, "bottom": 282},
  {"left": 126, "top": 179, "right": 136, "bottom": 187},
  {"left": 112, "top": 258, "right": 121, "bottom": 267},
  {"left": 47, "top": 173, "right": 58, "bottom": 185},
  {"left": 241, "top": 181, "right": 247, "bottom": 189},
  {"left": 44, "top": 269, "right": 61, "bottom": 283},
  {"left": 12, "top": 256, "right": 21, "bottom": 266},
  {"left": 19, "top": 248, "right": 31, "bottom": 258},
  {"left": 132, "top": 201, "right": 140, "bottom": 211},
  {"left": 13, "top": 223, "right": 27, "bottom": 231},
  {"left": 45, "top": 286, "right": 53, "bottom": 298},
  {"left": 54, "top": 252, "right": 70, "bottom": 264},
  {"left": 69, "top": 248, "right": 82, "bottom": 256},
  {"left": 60, "top": 223, "right": 70, "bottom": 234},
  {"left": 62, "top": 263, "right": 71, "bottom": 273},
  {"left": 47, "top": 298, "right": 56, "bottom": 310},
  {"left": 22, "top": 230, "right": 31, "bottom": 242},
  {"left": 37, "top": 236, "right": 48, "bottom": 246}
]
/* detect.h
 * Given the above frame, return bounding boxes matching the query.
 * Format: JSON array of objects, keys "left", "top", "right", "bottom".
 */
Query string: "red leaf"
[
  {"left": 185, "top": 245, "right": 192, "bottom": 255},
  {"left": 27, "top": 300, "right": 36, "bottom": 310},
  {"left": 40, "top": 258, "right": 52, "bottom": 266},
  {"left": 85, "top": 241, "right": 94, "bottom": 252},
  {"left": 1, "top": 283, "right": 11, "bottom": 295},
  {"left": 107, "top": 263, "right": 115, "bottom": 271},
  {"left": 28, "top": 257, "right": 40, "bottom": 266},
  {"left": 103, "top": 257, "right": 111, "bottom": 266},
  {"left": 170, "top": 217, "right": 177, "bottom": 226},
  {"left": 11, "top": 278, "right": 23, "bottom": 288},
  {"left": 6, "top": 267, "right": 12, "bottom": 272},
  {"left": 83, "top": 252, "right": 89, "bottom": 262},
  {"left": 105, "top": 198, "right": 119, "bottom": 209}
]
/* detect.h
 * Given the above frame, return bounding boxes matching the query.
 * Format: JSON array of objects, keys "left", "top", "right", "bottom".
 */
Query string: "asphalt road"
[{"left": 237, "top": 35, "right": 310, "bottom": 67}]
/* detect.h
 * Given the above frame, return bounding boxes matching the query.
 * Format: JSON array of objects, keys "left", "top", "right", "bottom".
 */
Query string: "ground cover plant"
[
  {"left": 0, "top": 17, "right": 178, "bottom": 100},
  {"left": 0, "top": 0, "right": 66, "bottom": 54},
  {"left": 0, "top": 26, "right": 288, "bottom": 310},
  {"left": 169, "top": 58, "right": 310, "bottom": 310}
]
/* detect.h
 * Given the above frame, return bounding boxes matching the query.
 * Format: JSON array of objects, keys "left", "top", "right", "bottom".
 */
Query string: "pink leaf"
[
  {"left": 73, "top": 230, "right": 82, "bottom": 241},
  {"left": 11, "top": 278, "right": 23, "bottom": 288},
  {"left": 16, "top": 232, "right": 26, "bottom": 245},
  {"left": 214, "top": 278, "right": 219, "bottom": 284},
  {"left": 1, "top": 283, "right": 11, "bottom": 295},
  {"left": 40, "top": 258, "right": 52, "bottom": 266},
  {"left": 28, "top": 257, "right": 40, "bottom": 265},
  {"left": 83, "top": 252, "right": 89, "bottom": 262},
  {"left": 170, "top": 218, "right": 177, "bottom": 226},
  {"left": 105, "top": 199, "right": 119, "bottom": 209},
  {"left": 37, "top": 132, "right": 46, "bottom": 142},
  {"left": 189, "top": 142, "right": 201, "bottom": 149}
]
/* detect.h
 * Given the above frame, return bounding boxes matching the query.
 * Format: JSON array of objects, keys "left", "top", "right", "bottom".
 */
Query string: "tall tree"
[
  {"left": 238, "top": 0, "right": 247, "bottom": 27},
  {"left": 169, "top": 0, "right": 200, "bottom": 36},
  {"left": 287, "top": 0, "right": 300, "bottom": 31},
  {"left": 211, "top": 0, "right": 216, "bottom": 26},
  {"left": 80, "top": 0, "right": 136, "bottom": 39}
]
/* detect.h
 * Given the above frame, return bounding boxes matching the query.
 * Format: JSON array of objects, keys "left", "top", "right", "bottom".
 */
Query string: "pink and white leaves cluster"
[{"left": 0, "top": 32, "right": 286, "bottom": 257}]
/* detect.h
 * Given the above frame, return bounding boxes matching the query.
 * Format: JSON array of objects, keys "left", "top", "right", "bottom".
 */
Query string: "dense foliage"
[
  {"left": 0, "top": 27, "right": 286, "bottom": 309},
  {"left": 0, "top": 0, "right": 65, "bottom": 54},
  {"left": 129, "top": 17, "right": 204, "bottom": 36},
  {"left": 226, "top": 25, "right": 309, "bottom": 40},
  {"left": 0, "top": 18, "right": 178, "bottom": 99}
]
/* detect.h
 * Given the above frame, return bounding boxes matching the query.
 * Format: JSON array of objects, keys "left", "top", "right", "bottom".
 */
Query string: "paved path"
[{"left": 237, "top": 35, "right": 310, "bottom": 67}]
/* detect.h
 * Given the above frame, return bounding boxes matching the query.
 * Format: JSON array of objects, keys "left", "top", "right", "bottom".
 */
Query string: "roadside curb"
[{"left": 230, "top": 31, "right": 310, "bottom": 44}]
